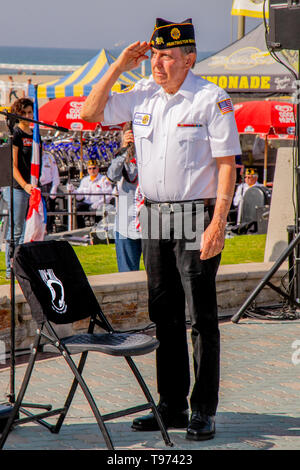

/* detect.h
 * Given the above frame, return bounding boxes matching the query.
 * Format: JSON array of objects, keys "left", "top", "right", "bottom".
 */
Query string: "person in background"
[
  {"left": 67, "top": 159, "right": 113, "bottom": 228},
  {"left": 107, "top": 122, "right": 142, "bottom": 272},
  {"left": 40, "top": 152, "right": 60, "bottom": 233},
  {"left": 22, "top": 78, "right": 32, "bottom": 98},
  {"left": 8, "top": 76, "right": 18, "bottom": 102},
  {"left": 81, "top": 17, "right": 240, "bottom": 441},
  {"left": 5, "top": 97, "right": 36, "bottom": 279},
  {"left": 233, "top": 167, "right": 261, "bottom": 223}
]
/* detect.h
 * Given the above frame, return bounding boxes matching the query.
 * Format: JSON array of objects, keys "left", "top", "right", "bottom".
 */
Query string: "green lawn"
[
  {"left": 0, "top": 234, "right": 267, "bottom": 285},
  {"left": 221, "top": 233, "right": 267, "bottom": 265}
]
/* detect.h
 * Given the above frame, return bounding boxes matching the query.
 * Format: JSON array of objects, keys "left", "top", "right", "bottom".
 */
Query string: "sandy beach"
[{"left": 0, "top": 73, "right": 63, "bottom": 133}]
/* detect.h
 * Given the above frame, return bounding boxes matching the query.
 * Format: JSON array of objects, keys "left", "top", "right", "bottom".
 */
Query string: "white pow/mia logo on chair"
[{"left": 39, "top": 269, "right": 67, "bottom": 314}]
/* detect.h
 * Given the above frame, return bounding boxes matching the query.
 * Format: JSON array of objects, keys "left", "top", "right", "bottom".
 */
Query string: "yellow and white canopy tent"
[
  {"left": 35, "top": 49, "right": 143, "bottom": 99},
  {"left": 29, "top": 49, "right": 143, "bottom": 179}
]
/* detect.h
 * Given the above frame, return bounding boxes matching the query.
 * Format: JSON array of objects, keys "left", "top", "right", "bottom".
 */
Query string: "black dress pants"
[
  {"left": 41, "top": 183, "right": 56, "bottom": 233},
  {"left": 141, "top": 204, "right": 221, "bottom": 415},
  {"left": 76, "top": 201, "right": 92, "bottom": 229}
]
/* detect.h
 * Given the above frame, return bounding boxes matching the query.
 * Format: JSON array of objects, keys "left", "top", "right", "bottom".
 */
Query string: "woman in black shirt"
[{"left": 5, "top": 98, "right": 37, "bottom": 279}]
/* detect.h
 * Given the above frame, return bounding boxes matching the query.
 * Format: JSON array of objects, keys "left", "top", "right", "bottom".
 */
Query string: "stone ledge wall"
[{"left": 0, "top": 263, "right": 288, "bottom": 351}]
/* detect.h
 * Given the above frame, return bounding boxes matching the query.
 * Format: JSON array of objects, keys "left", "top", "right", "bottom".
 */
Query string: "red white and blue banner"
[
  {"left": 24, "top": 87, "right": 47, "bottom": 242},
  {"left": 24, "top": 188, "right": 47, "bottom": 242},
  {"left": 30, "top": 85, "right": 40, "bottom": 186}
]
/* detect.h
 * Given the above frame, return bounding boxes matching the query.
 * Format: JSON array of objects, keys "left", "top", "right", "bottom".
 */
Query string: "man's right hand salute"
[
  {"left": 81, "top": 41, "right": 150, "bottom": 123},
  {"left": 115, "top": 41, "right": 150, "bottom": 72}
]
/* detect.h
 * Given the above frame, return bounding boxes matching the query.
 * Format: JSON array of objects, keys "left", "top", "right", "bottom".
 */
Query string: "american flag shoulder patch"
[{"left": 217, "top": 98, "right": 233, "bottom": 115}]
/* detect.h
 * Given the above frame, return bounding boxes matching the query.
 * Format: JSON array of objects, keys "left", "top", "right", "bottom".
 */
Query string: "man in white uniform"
[
  {"left": 233, "top": 167, "right": 261, "bottom": 223},
  {"left": 67, "top": 159, "right": 113, "bottom": 228},
  {"left": 81, "top": 18, "right": 241, "bottom": 441}
]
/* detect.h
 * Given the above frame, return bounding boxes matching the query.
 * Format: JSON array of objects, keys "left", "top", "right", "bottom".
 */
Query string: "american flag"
[
  {"left": 24, "top": 87, "right": 47, "bottom": 242},
  {"left": 24, "top": 188, "right": 47, "bottom": 242},
  {"left": 30, "top": 86, "right": 40, "bottom": 186},
  {"left": 217, "top": 98, "right": 234, "bottom": 115}
]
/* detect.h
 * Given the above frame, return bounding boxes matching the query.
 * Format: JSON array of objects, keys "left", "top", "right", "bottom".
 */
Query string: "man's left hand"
[{"left": 200, "top": 218, "right": 226, "bottom": 260}]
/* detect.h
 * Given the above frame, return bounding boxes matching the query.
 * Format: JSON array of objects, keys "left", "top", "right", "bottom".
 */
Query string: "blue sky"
[{"left": 1, "top": 0, "right": 261, "bottom": 51}]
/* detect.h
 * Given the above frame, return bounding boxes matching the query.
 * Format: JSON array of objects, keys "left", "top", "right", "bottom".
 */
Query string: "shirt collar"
[
  {"left": 152, "top": 70, "right": 196, "bottom": 102},
  {"left": 175, "top": 70, "right": 196, "bottom": 102}
]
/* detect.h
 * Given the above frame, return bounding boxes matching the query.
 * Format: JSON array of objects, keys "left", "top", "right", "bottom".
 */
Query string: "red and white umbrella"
[
  {"left": 234, "top": 100, "right": 296, "bottom": 185},
  {"left": 234, "top": 100, "right": 296, "bottom": 136},
  {"left": 39, "top": 96, "right": 124, "bottom": 131},
  {"left": 39, "top": 96, "right": 99, "bottom": 132}
]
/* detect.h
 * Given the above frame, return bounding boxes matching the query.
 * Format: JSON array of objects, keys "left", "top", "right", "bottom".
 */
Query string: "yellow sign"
[
  {"left": 231, "top": 0, "right": 269, "bottom": 19},
  {"left": 201, "top": 74, "right": 271, "bottom": 90}
]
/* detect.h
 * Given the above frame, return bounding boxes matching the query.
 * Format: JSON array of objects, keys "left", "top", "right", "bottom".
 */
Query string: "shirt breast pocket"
[
  {"left": 133, "top": 125, "right": 153, "bottom": 167},
  {"left": 177, "top": 126, "right": 209, "bottom": 169}
]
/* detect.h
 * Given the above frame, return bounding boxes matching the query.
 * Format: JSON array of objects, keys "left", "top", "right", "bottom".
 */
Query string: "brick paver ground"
[{"left": 1, "top": 317, "right": 300, "bottom": 451}]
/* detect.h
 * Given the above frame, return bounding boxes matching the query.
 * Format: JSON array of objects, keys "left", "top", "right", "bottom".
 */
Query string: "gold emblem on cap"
[
  {"left": 170, "top": 27, "right": 181, "bottom": 40},
  {"left": 156, "top": 37, "right": 164, "bottom": 45},
  {"left": 245, "top": 168, "right": 256, "bottom": 175}
]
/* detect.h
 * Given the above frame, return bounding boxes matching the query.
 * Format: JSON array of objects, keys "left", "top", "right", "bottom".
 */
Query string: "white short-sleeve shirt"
[
  {"left": 76, "top": 173, "right": 113, "bottom": 209},
  {"left": 103, "top": 70, "right": 241, "bottom": 201}
]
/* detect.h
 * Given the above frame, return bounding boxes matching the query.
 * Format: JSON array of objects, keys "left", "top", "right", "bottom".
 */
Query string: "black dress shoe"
[
  {"left": 132, "top": 402, "right": 189, "bottom": 431},
  {"left": 186, "top": 411, "right": 215, "bottom": 441}
]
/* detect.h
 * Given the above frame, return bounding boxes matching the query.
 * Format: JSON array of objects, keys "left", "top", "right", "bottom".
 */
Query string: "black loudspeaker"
[{"left": 268, "top": 0, "right": 300, "bottom": 50}]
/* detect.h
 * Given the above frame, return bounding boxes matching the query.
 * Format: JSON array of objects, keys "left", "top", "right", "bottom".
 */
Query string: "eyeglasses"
[{"left": 88, "top": 167, "right": 97, "bottom": 170}]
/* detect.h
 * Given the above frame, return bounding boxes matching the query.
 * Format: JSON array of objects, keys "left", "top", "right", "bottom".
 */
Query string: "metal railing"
[
  {"left": 43, "top": 191, "right": 117, "bottom": 232},
  {"left": 0, "top": 191, "right": 117, "bottom": 242}
]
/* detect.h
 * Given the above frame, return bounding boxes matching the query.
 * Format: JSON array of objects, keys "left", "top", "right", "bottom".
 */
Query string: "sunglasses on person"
[{"left": 88, "top": 166, "right": 97, "bottom": 170}]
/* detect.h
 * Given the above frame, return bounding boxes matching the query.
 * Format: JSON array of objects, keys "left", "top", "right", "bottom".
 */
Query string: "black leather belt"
[{"left": 144, "top": 198, "right": 216, "bottom": 213}]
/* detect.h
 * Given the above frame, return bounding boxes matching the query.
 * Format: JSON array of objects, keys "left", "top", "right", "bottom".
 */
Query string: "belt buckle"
[{"left": 158, "top": 202, "right": 173, "bottom": 213}]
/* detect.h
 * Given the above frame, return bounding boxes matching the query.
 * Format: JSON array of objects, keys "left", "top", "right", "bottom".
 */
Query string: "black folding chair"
[{"left": 0, "top": 240, "right": 172, "bottom": 450}]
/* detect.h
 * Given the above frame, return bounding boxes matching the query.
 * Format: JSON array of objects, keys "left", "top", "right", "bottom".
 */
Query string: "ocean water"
[{"left": 0, "top": 45, "right": 214, "bottom": 76}]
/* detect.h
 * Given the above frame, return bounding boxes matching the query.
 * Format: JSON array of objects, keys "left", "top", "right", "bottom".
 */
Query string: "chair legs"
[
  {"left": 58, "top": 350, "right": 114, "bottom": 450},
  {"left": 0, "top": 341, "right": 173, "bottom": 450},
  {"left": 54, "top": 353, "right": 172, "bottom": 449},
  {"left": 125, "top": 356, "right": 173, "bottom": 447},
  {"left": 0, "top": 333, "right": 41, "bottom": 449},
  {"left": 52, "top": 351, "right": 89, "bottom": 434},
  {"left": 0, "top": 339, "right": 113, "bottom": 450}
]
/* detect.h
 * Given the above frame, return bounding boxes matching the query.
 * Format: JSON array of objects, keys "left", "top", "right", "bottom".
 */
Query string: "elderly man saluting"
[{"left": 81, "top": 18, "right": 241, "bottom": 441}]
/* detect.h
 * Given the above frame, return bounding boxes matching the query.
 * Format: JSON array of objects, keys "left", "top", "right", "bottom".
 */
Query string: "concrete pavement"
[{"left": 1, "top": 317, "right": 300, "bottom": 451}]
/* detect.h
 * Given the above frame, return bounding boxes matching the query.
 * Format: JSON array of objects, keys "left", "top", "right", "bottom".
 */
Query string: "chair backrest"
[{"left": 13, "top": 240, "right": 108, "bottom": 328}]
